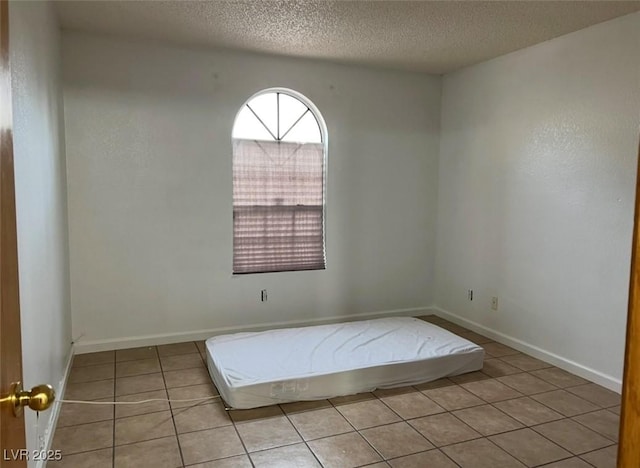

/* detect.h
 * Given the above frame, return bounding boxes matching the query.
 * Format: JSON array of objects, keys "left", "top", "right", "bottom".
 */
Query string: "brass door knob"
[{"left": 3, "top": 382, "right": 56, "bottom": 417}]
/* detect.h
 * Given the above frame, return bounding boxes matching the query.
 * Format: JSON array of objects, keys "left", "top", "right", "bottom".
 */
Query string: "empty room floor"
[{"left": 50, "top": 315, "right": 620, "bottom": 468}]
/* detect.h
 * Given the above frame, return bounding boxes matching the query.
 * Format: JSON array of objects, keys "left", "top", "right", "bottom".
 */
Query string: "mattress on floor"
[{"left": 205, "top": 316, "right": 484, "bottom": 409}]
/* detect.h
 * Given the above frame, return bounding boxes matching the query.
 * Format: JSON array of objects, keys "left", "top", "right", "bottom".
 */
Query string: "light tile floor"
[{"left": 49, "top": 315, "right": 620, "bottom": 467}]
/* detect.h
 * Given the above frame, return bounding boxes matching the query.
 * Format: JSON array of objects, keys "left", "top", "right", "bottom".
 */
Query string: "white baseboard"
[
  {"left": 432, "top": 306, "right": 622, "bottom": 393},
  {"left": 38, "top": 345, "right": 74, "bottom": 468},
  {"left": 71, "top": 304, "right": 621, "bottom": 392},
  {"left": 74, "top": 307, "right": 434, "bottom": 354}
]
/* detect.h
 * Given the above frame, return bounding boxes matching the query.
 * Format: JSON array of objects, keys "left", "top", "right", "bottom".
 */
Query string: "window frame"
[{"left": 231, "top": 87, "right": 328, "bottom": 275}]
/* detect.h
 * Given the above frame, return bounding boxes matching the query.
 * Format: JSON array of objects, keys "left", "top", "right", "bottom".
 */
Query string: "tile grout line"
[
  {"left": 413, "top": 379, "right": 524, "bottom": 447},
  {"left": 577, "top": 446, "right": 616, "bottom": 468},
  {"left": 527, "top": 419, "right": 617, "bottom": 458},
  {"left": 482, "top": 437, "right": 532, "bottom": 467},
  {"left": 479, "top": 415, "right": 571, "bottom": 468},
  {"left": 535, "top": 455, "right": 596, "bottom": 468},
  {"left": 228, "top": 416, "right": 256, "bottom": 467},
  {"left": 488, "top": 383, "right": 620, "bottom": 442},
  {"left": 561, "top": 409, "right": 619, "bottom": 443},
  {"left": 371, "top": 387, "right": 535, "bottom": 466},
  {"left": 492, "top": 375, "right": 561, "bottom": 394},
  {"left": 157, "top": 344, "right": 187, "bottom": 468},
  {"left": 112, "top": 353, "right": 116, "bottom": 468},
  {"left": 483, "top": 401, "right": 579, "bottom": 458},
  {"left": 373, "top": 391, "right": 451, "bottom": 455},
  {"left": 369, "top": 391, "right": 464, "bottom": 467},
  {"left": 333, "top": 393, "right": 464, "bottom": 467},
  {"left": 278, "top": 403, "right": 326, "bottom": 467},
  {"left": 326, "top": 396, "right": 388, "bottom": 463},
  {"left": 383, "top": 448, "right": 463, "bottom": 468},
  {"left": 527, "top": 389, "right": 610, "bottom": 414},
  {"left": 457, "top": 374, "right": 607, "bottom": 419},
  {"left": 457, "top": 379, "right": 620, "bottom": 461},
  {"left": 416, "top": 393, "right": 485, "bottom": 412}
]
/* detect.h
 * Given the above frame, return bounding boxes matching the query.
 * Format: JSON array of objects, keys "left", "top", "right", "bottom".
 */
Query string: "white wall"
[
  {"left": 435, "top": 12, "right": 640, "bottom": 390},
  {"left": 62, "top": 33, "right": 442, "bottom": 349},
  {"left": 10, "top": 0, "right": 72, "bottom": 461}
]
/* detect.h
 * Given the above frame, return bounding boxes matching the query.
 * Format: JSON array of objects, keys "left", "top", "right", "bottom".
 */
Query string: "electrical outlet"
[
  {"left": 261, "top": 289, "right": 267, "bottom": 302},
  {"left": 491, "top": 296, "right": 498, "bottom": 310},
  {"left": 468, "top": 289, "right": 473, "bottom": 301}
]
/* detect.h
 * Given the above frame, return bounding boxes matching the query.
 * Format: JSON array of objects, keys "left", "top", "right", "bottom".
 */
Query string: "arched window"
[{"left": 232, "top": 89, "right": 327, "bottom": 274}]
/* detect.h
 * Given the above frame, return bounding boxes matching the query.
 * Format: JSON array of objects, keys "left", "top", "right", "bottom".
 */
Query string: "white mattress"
[{"left": 205, "top": 317, "right": 484, "bottom": 409}]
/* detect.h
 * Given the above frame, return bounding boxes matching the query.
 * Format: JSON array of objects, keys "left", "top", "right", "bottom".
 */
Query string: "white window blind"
[{"left": 232, "top": 91, "right": 326, "bottom": 274}]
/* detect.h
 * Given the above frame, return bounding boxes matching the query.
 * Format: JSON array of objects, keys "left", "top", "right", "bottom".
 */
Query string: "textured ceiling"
[{"left": 54, "top": 1, "right": 640, "bottom": 74}]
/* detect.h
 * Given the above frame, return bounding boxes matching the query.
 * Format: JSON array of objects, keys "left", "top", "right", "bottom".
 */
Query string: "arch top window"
[
  {"left": 232, "top": 89, "right": 327, "bottom": 274},
  {"left": 232, "top": 91, "right": 323, "bottom": 143}
]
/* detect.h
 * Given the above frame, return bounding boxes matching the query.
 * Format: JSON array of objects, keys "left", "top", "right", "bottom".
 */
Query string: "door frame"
[
  {"left": 0, "top": 0, "right": 27, "bottom": 463},
  {"left": 618, "top": 139, "right": 640, "bottom": 467}
]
